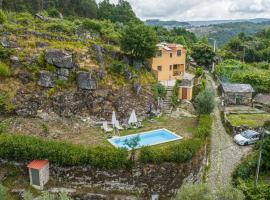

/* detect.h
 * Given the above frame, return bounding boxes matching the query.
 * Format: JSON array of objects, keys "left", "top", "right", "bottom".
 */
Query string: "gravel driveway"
[{"left": 206, "top": 74, "right": 252, "bottom": 188}]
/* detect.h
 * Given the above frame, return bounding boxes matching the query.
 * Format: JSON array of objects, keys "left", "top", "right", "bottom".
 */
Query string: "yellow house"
[
  {"left": 150, "top": 43, "right": 186, "bottom": 82},
  {"left": 150, "top": 43, "right": 194, "bottom": 101}
]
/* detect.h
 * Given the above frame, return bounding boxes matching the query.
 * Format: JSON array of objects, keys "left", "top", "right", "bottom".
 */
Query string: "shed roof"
[
  {"left": 222, "top": 83, "right": 254, "bottom": 93},
  {"left": 254, "top": 93, "right": 270, "bottom": 106},
  {"left": 27, "top": 160, "right": 48, "bottom": 170},
  {"left": 183, "top": 73, "right": 195, "bottom": 81}
]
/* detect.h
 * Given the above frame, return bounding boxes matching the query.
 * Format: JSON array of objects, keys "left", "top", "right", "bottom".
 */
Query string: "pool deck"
[{"left": 108, "top": 128, "right": 183, "bottom": 150}]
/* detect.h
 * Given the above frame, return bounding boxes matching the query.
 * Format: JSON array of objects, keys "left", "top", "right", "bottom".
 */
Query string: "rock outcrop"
[
  {"left": 76, "top": 71, "right": 97, "bottom": 90},
  {"left": 44, "top": 49, "right": 76, "bottom": 69},
  {"left": 38, "top": 71, "right": 54, "bottom": 88}
]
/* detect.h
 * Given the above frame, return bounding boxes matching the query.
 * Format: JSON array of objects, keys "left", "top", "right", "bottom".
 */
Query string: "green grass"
[{"left": 227, "top": 114, "right": 270, "bottom": 128}]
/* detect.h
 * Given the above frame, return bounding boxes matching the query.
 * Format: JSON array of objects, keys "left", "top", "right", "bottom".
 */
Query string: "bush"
[
  {"left": 239, "top": 180, "right": 270, "bottom": 200},
  {"left": 194, "top": 115, "right": 213, "bottom": 140},
  {"left": 0, "top": 92, "right": 14, "bottom": 114},
  {"left": 194, "top": 90, "right": 215, "bottom": 114},
  {"left": 176, "top": 183, "right": 245, "bottom": 200},
  {"left": 0, "top": 62, "right": 11, "bottom": 77},
  {"left": 151, "top": 83, "right": 166, "bottom": 100},
  {"left": 0, "top": 134, "right": 129, "bottom": 169},
  {"left": 139, "top": 138, "right": 203, "bottom": 164},
  {"left": 0, "top": 46, "right": 12, "bottom": 59},
  {"left": 176, "top": 183, "right": 212, "bottom": 200},
  {"left": 232, "top": 153, "right": 257, "bottom": 184},
  {"left": 195, "top": 67, "right": 204, "bottom": 77},
  {"left": 171, "top": 80, "right": 180, "bottom": 108},
  {"left": 0, "top": 10, "right": 7, "bottom": 24},
  {"left": 48, "top": 8, "right": 61, "bottom": 18}
]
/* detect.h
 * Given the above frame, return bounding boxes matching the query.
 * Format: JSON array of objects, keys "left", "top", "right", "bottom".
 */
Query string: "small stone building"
[
  {"left": 27, "top": 160, "right": 49, "bottom": 190},
  {"left": 221, "top": 83, "right": 254, "bottom": 106},
  {"left": 254, "top": 93, "right": 270, "bottom": 112},
  {"left": 178, "top": 73, "right": 195, "bottom": 101}
]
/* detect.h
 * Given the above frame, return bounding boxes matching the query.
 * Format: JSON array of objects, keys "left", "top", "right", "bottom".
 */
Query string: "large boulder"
[
  {"left": 77, "top": 71, "right": 97, "bottom": 90},
  {"left": 38, "top": 71, "right": 54, "bottom": 88},
  {"left": 44, "top": 49, "right": 75, "bottom": 69}
]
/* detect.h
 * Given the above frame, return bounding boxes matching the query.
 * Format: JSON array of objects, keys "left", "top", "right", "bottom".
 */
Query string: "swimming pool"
[{"left": 108, "top": 129, "right": 182, "bottom": 150}]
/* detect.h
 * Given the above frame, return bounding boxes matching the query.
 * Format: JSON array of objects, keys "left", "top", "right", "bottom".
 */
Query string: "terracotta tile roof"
[
  {"left": 27, "top": 160, "right": 48, "bottom": 170},
  {"left": 254, "top": 93, "right": 270, "bottom": 106}
]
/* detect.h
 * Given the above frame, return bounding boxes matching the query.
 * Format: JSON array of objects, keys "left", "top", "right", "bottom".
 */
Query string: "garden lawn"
[{"left": 227, "top": 113, "right": 270, "bottom": 128}]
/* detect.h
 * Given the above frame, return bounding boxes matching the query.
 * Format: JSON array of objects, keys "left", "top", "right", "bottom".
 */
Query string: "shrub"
[
  {"left": 195, "top": 67, "right": 204, "bottom": 77},
  {"left": 0, "top": 46, "right": 12, "bottom": 59},
  {"left": 0, "top": 62, "right": 11, "bottom": 78},
  {"left": 238, "top": 180, "right": 270, "bottom": 200},
  {"left": 151, "top": 83, "right": 166, "bottom": 100},
  {"left": 48, "top": 8, "right": 61, "bottom": 18},
  {"left": 0, "top": 134, "right": 129, "bottom": 169},
  {"left": 139, "top": 138, "right": 203, "bottom": 164},
  {"left": 215, "top": 185, "right": 245, "bottom": 200},
  {"left": 176, "top": 183, "right": 212, "bottom": 200},
  {"left": 194, "top": 90, "right": 215, "bottom": 114},
  {"left": 171, "top": 80, "right": 180, "bottom": 108},
  {"left": 232, "top": 153, "right": 257, "bottom": 184},
  {"left": 0, "top": 10, "right": 7, "bottom": 24},
  {"left": 0, "top": 92, "right": 14, "bottom": 114},
  {"left": 194, "top": 115, "right": 213, "bottom": 140}
]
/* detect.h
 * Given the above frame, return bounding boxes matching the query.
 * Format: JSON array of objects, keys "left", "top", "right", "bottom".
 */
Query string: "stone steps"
[{"left": 162, "top": 86, "right": 174, "bottom": 114}]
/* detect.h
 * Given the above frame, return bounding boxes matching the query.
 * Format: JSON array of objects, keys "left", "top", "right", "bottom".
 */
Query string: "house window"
[
  {"left": 157, "top": 50, "right": 162, "bottom": 57},
  {"left": 177, "top": 50, "right": 182, "bottom": 56},
  {"left": 157, "top": 65, "right": 162, "bottom": 71},
  {"left": 173, "top": 65, "right": 178, "bottom": 70},
  {"left": 170, "top": 53, "right": 173, "bottom": 58},
  {"left": 170, "top": 65, "right": 172, "bottom": 70}
]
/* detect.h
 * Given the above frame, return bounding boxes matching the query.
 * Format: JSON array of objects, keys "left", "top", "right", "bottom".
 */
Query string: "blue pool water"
[{"left": 108, "top": 129, "right": 182, "bottom": 149}]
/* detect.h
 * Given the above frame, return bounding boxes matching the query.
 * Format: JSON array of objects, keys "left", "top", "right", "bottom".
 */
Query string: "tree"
[
  {"left": 124, "top": 135, "right": 140, "bottom": 161},
  {"left": 121, "top": 23, "right": 158, "bottom": 59},
  {"left": 176, "top": 183, "right": 212, "bottom": 200},
  {"left": 191, "top": 42, "right": 215, "bottom": 69},
  {"left": 98, "top": 0, "right": 138, "bottom": 23},
  {"left": 194, "top": 90, "right": 215, "bottom": 114}
]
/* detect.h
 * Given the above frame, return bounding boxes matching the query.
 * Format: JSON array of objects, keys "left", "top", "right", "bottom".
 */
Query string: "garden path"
[{"left": 206, "top": 73, "right": 251, "bottom": 188}]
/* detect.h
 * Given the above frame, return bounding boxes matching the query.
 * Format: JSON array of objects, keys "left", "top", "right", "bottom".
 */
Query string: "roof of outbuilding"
[
  {"left": 254, "top": 93, "right": 270, "bottom": 106},
  {"left": 183, "top": 73, "right": 195, "bottom": 81},
  {"left": 222, "top": 83, "right": 254, "bottom": 93},
  {"left": 27, "top": 160, "right": 48, "bottom": 170}
]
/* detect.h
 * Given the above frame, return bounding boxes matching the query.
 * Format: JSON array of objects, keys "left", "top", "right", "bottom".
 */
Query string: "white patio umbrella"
[
  {"left": 111, "top": 111, "right": 117, "bottom": 127},
  {"left": 128, "top": 110, "right": 138, "bottom": 125}
]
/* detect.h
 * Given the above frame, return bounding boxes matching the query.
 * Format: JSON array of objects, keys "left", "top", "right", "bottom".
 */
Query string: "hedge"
[
  {"left": 0, "top": 134, "right": 129, "bottom": 169},
  {"left": 139, "top": 138, "right": 203, "bottom": 164},
  {"left": 193, "top": 114, "right": 213, "bottom": 140}
]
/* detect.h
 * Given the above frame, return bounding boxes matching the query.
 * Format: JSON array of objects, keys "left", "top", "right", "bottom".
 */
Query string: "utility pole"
[
  {"left": 209, "top": 38, "right": 216, "bottom": 73},
  {"left": 255, "top": 128, "right": 265, "bottom": 186}
]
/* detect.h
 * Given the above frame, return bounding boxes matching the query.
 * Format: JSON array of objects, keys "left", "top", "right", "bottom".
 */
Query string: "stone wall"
[{"left": 223, "top": 92, "right": 252, "bottom": 106}]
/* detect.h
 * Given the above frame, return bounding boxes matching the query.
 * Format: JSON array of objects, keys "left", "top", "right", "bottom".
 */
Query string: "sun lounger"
[
  {"left": 102, "top": 121, "right": 113, "bottom": 133},
  {"left": 115, "top": 120, "right": 124, "bottom": 130}
]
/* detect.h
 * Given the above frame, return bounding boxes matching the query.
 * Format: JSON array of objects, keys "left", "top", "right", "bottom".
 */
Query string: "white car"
[{"left": 233, "top": 130, "right": 260, "bottom": 146}]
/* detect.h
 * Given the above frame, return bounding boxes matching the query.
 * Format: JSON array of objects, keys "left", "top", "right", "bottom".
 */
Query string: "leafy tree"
[
  {"left": 191, "top": 42, "right": 215, "bottom": 68},
  {"left": 176, "top": 183, "right": 212, "bottom": 200},
  {"left": 194, "top": 90, "right": 215, "bottom": 114},
  {"left": 98, "top": 0, "right": 138, "bottom": 23},
  {"left": 121, "top": 23, "right": 158, "bottom": 59},
  {"left": 124, "top": 135, "right": 140, "bottom": 161}
]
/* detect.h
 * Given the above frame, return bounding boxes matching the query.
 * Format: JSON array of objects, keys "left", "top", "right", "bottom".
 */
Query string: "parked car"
[{"left": 234, "top": 130, "right": 260, "bottom": 146}]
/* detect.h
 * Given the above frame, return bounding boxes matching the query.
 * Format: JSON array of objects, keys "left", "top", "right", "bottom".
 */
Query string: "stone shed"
[
  {"left": 254, "top": 93, "right": 270, "bottom": 112},
  {"left": 221, "top": 83, "right": 254, "bottom": 106},
  {"left": 27, "top": 160, "right": 49, "bottom": 190},
  {"left": 178, "top": 73, "right": 195, "bottom": 101}
]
